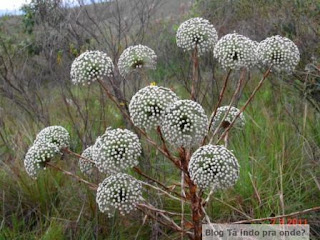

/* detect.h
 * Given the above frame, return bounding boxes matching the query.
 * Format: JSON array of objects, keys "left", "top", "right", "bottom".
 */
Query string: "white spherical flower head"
[
  {"left": 34, "top": 126, "right": 70, "bottom": 150},
  {"left": 188, "top": 145, "right": 239, "bottom": 189},
  {"left": 213, "top": 33, "right": 258, "bottom": 69},
  {"left": 161, "top": 100, "right": 208, "bottom": 148},
  {"left": 70, "top": 50, "right": 114, "bottom": 85},
  {"left": 79, "top": 146, "right": 95, "bottom": 176},
  {"left": 118, "top": 45, "right": 157, "bottom": 77},
  {"left": 211, "top": 106, "right": 245, "bottom": 131},
  {"left": 129, "top": 86, "right": 179, "bottom": 130},
  {"left": 92, "top": 128, "right": 142, "bottom": 174},
  {"left": 257, "top": 35, "right": 300, "bottom": 73},
  {"left": 176, "top": 17, "right": 218, "bottom": 55},
  {"left": 24, "top": 142, "right": 60, "bottom": 179},
  {"left": 96, "top": 173, "right": 142, "bottom": 217}
]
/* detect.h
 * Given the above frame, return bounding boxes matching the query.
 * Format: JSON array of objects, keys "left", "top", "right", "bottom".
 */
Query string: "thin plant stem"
[
  {"left": 232, "top": 206, "right": 320, "bottom": 224},
  {"left": 202, "top": 69, "right": 232, "bottom": 145},
  {"left": 138, "top": 180, "right": 187, "bottom": 203},
  {"left": 45, "top": 162, "right": 98, "bottom": 190},
  {"left": 137, "top": 205, "right": 194, "bottom": 238},
  {"left": 63, "top": 148, "right": 95, "bottom": 164},
  {"left": 203, "top": 187, "right": 215, "bottom": 205},
  {"left": 209, "top": 68, "right": 246, "bottom": 144},
  {"left": 208, "top": 69, "right": 232, "bottom": 131},
  {"left": 303, "top": 73, "right": 309, "bottom": 135},
  {"left": 223, "top": 131, "right": 229, "bottom": 148},
  {"left": 217, "top": 66, "right": 272, "bottom": 143},
  {"left": 191, "top": 46, "right": 199, "bottom": 101},
  {"left": 201, "top": 206, "right": 224, "bottom": 240},
  {"left": 211, "top": 196, "right": 252, "bottom": 220},
  {"left": 134, "top": 215, "right": 148, "bottom": 240},
  {"left": 133, "top": 167, "right": 185, "bottom": 200},
  {"left": 156, "top": 126, "right": 176, "bottom": 168},
  {"left": 181, "top": 171, "right": 185, "bottom": 240},
  {"left": 137, "top": 202, "right": 188, "bottom": 217}
]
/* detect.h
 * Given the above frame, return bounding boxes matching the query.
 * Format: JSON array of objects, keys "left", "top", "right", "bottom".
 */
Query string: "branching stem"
[
  {"left": 97, "top": 78, "right": 181, "bottom": 168},
  {"left": 217, "top": 66, "right": 272, "bottom": 143},
  {"left": 45, "top": 162, "right": 98, "bottom": 190}
]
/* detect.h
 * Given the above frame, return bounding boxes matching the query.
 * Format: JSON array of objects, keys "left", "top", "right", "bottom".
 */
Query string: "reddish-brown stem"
[
  {"left": 97, "top": 78, "right": 131, "bottom": 119},
  {"left": 63, "top": 148, "right": 96, "bottom": 164},
  {"left": 224, "top": 131, "right": 229, "bottom": 148},
  {"left": 208, "top": 69, "right": 232, "bottom": 131},
  {"left": 133, "top": 167, "right": 186, "bottom": 200},
  {"left": 137, "top": 202, "right": 188, "bottom": 216},
  {"left": 191, "top": 46, "right": 199, "bottom": 101},
  {"left": 209, "top": 70, "right": 245, "bottom": 143},
  {"left": 45, "top": 162, "right": 98, "bottom": 190},
  {"left": 134, "top": 166, "right": 167, "bottom": 189},
  {"left": 201, "top": 69, "right": 232, "bottom": 145},
  {"left": 179, "top": 148, "right": 203, "bottom": 240},
  {"left": 217, "top": 66, "right": 272, "bottom": 143},
  {"left": 156, "top": 126, "right": 182, "bottom": 170}
]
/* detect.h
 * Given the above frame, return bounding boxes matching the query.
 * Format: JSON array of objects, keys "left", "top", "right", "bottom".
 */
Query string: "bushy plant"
[{"left": 23, "top": 17, "right": 301, "bottom": 240}]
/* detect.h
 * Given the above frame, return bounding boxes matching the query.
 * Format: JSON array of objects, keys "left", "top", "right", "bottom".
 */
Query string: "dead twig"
[{"left": 232, "top": 206, "right": 320, "bottom": 224}]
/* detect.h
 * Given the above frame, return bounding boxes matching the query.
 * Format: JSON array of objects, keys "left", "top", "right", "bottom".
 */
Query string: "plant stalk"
[
  {"left": 179, "top": 148, "right": 203, "bottom": 240},
  {"left": 191, "top": 46, "right": 199, "bottom": 101},
  {"left": 217, "top": 66, "right": 272, "bottom": 143}
]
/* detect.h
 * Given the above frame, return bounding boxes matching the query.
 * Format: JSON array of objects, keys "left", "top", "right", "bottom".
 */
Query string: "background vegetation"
[{"left": 0, "top": 0, "right": 319, "bottom": 239}]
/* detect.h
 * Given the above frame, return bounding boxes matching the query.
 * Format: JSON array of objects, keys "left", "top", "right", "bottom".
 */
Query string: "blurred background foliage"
[{"left": 0, "top": 0, "right": 319, "bottom": 239}]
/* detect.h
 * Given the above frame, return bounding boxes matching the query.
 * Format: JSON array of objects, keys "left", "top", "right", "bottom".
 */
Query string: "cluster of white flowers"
[
  {"left": 213, "top": 33, "right": 258, "bottom": 69},
  {"left": 118, "top": 45, "right": 157, "bottom": 77},
  {"left": 96, "top": 173, "right": 142, "bottom": 217},
  {"left": 210, "top": 106, "right": 245, "bottom": 132},
  {"left": 70, "top": 50, "right": 114, "bottom": 85},
  {"left": 257, "top": 35, "right": 300, "bottom": 73},
  {"left": 92, "top": 128, "right": 142, "bottom": 174},
  {"left": 161, "top": 100, "right": 208, "bottom": 148},
  {"left": 24, "top": 126, "right": 70, "bottom": 178},
  {"left": 79, "top": 146, "right": 95, "bottom": 176},
  {"left": 129, "top": 86, "right": 179, "bottom": 130},
  {"left": 188, "top": 145, "right": 239, "bottom": 189},
  {"left": 24, "top": 142, "right": 60, "bottom": 179},
  {"left": 176, "top": 17, "right": 218, "bottom": 55},
  {"left": 34, "top": 126, "right": 70, "bottom": 150}
]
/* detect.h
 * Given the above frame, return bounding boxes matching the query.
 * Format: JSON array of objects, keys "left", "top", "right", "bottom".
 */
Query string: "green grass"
[{"left": 1, "top": 71, "right": 320, "bottom": 239}]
